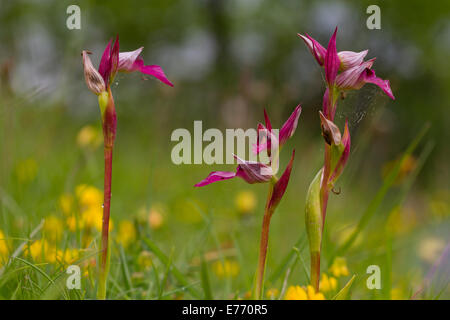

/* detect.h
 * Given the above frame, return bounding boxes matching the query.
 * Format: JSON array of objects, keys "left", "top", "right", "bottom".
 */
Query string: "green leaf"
[{"left": 333, "top": 275, "right": 356, "bottom": 300}]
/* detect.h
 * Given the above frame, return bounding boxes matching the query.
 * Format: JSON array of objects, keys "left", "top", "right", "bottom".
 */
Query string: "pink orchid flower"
[
  {"left": 83, "top": 36, "right": 173, "bottom": 95},
  {"left": 298, "top": 28, "right": 395, "bottom": 100}
]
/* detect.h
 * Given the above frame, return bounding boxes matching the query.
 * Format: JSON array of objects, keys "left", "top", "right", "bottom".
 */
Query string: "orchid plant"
[
  {"left": 298, "top": 28, "right": 395, "bottom": 291},
  {"left": 82, "top": 36, "right": 173, "bottom": 299},
  {"left": 195, "top": 106, "right": 301, "bottom": 299}
]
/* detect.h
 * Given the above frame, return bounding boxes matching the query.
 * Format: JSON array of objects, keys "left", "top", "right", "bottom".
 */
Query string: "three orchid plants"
[{"left": 82, "top": 28, "right": 393, "bottom": 299}]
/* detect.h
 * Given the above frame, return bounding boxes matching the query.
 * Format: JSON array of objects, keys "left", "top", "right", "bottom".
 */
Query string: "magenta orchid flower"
[
  {"left": 81, "top": 36, "right": 172, "bottom": 300},
  {"left": 195, "top": 106, "right": 301, "bottom": 299},
  {"left": 298, "top": 28, "right": 395, "bottom": 100}
]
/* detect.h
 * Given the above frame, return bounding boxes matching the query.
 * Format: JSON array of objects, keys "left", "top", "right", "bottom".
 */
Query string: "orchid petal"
[
  {"left": 194, "top": 171, "right": 237, "bottom": 187},
  {"left": 118, "top": 47, "right": 143, "bottom": 72},
  {"left": 363, "top": 69, "right": 395, "bottom": 100},
  {"left": 335, "top": 58, "right": 375, "bottom": 90},
  {"left": 98, "top": 39, "right": 112, "bottom": 85},
  {"left": 279, "top": 105, "right": 302, "bottom": 146},
  {"left": 298, "top": 33, "right": 326, "bottom": 66},
  {"left": 338, "top": 50, "right": 368, "bottom": 71},
  {"left": 324, "top": 27, "right": 339, "bottom": 86},
  {"left": 235, "top": 155, "right": 273, "bottom": 184}
]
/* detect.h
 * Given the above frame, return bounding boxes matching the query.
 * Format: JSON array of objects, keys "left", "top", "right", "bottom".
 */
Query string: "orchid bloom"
[
  {"left": 83, "top": 36, "right": 173, "bottom": 97},
  {"left": 195, "top": 106, "right": 301, "bottom": 188},
  {"left": 81, "top": 36, "right": 172, "bottom": 300},
  {"left": 298, "top": 29, "right": 395, "bottom": 100}
]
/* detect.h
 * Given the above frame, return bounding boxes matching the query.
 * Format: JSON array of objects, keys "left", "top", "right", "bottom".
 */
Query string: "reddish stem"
[
  {"left": 255, "top": 183, "right": 275, "bottom": 299},
  {"left": 100, "top": 146, "right": 113, "bottom": 277}
]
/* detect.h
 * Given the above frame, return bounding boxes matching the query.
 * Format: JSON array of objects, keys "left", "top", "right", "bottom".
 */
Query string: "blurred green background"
[{"left": 0, "top": 0, "right": 448, "bottom": 299}]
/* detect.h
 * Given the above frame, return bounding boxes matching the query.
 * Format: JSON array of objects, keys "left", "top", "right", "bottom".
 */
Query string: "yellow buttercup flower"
[
  {"left": 15, "top": 158, "right": 38, "bottom": 184},
  {"left": 235, "top": 190, "right": 257, "bottom": 214},
  {"left": 27, "top": 240, "right": 57, "bottom": 263},
  {"left": 57, "top": 248, "right": 79, "bottom": 265},
  {"left": 137, "top": 251, "right": 153, "bottom": 270},
  {"left": 59, "top": 193, "right": 74, "bottom": 216},
  {"left": 391, "top": 287, "right": 406, "bottom": 300},
  {"left": 319, "top": 273, "right": 337, "bottom": 292},
  {"left": 77, "top": 125, "right": 102, "bottom": 150},
  {"left": 329, "top": 257, "right": 349, "bottom": 278},
  {"left": 284, "top": 285, "right": 325, "bottom": 300},
  {"left": 212, "top": 259, "right": 240, "bottom": 278},
  {"left": 76, "top": 184, "right": 103, "bottom": 209},
  {"left": 116, "top": 220, "right": 136, "bottom": 248},
  {"left": 43, "top": 216, "right": 64, "bottom": 242}
]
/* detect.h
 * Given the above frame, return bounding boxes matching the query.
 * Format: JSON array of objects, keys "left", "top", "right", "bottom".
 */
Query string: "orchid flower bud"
[
  {"left": 82, "top": 51, "right": 106, "bottom": 95},
  {"left": 319, "top": 111, "right": 341, "bottom": 146}
]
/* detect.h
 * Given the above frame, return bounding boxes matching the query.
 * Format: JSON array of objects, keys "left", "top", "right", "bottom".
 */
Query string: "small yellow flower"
[
  {"left": 76, "top": 125, "right": 102, "bottom": 150},
  {"left": 319, "top": 273, "right": 337, "bottom": 292},
  {"left": 15, "top": 158, "right": 38, "bottom": 183},
  {"left": 57, "top": 248, "right": 79, "bottom": 265},
  {"left": 137, "top": 251, "right": 153, "bottom": 270},
  {"left": 59, "top": 194, "right": 74, "bottom": 216},
  {"left": 148, "top": 207, "right": 164, "bottom": 230},
  {"left": 0, "top": 230, "right": 9, "bottom": 266},
  {"left": 266, "top": 288, "right": 279, "bottom": 300},
  {"left": 212, "top": 259, "right": 240, "bottom": 278},
  {"left": 116, "top": 220, "right": 136, "bottom": 248},
  {"left": 329, "top": 257, "right": 349, "bottom": 278},
  {"left": 76, "top": 184, "right": 103, "bottom": 209},
  {"left": 43, "top": 216, "right": 64, "bottom": 242},
  {"left": 27, "top": 240, "right": 57, "bottom": 263},
  {"left": 235, "top": 190, "right": 257, "bottom": 214},
  {"left": 284, "top": 285, "right": 325, "bottom": 300}
]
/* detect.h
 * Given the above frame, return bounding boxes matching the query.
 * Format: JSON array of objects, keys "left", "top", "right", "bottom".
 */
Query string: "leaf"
[{"left": 333, "top": 275, "right": 356, "bottom": 300}]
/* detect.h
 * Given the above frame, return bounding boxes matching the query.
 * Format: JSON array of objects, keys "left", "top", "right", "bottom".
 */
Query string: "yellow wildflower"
[
  {"left": 57, "top": 248, "right": 79, "bottom": 265},
  {"left": 329, "top": 257, "right": 349, "bottom": 278},
  {"left": 266, "top": 288, "right": 279, "bottom": 300},
  {"left": 319, "top": 273, "right": 337, "bottom": 292},
  {"left": 284, "top": 285, "right": 325, "bottom": 300},
  {"left": 15, "top": 158, "right": 38, "bottom": 183},
  {"left": 0, "top": 230, "right": 9, "bottom": 266},
  {"left": 76, "top": 125, "right": 102, "bottom": 150},
  {"left": 28, "top": 240, "right": 57, "bottom": 263},
  {"left": 137, "top": 251, "right": 153, "bottom": 270},
  {"left": 76, "top": 184, "right": 103, "bottom": 209},
  {"left": 59, "top": 193, "right": 74, "bottom": 216},
  {"left": 235, "top": 190, "right": 257, "bottom": 214},
  {"left": 212, "top": 259, "right": 240, "bottom": 278},
  {"left": 43, "top": 216, "right": 64, "bottom": 242},
  {"left": 116, "top": 220, "right": 136, "bottom": 248}
]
